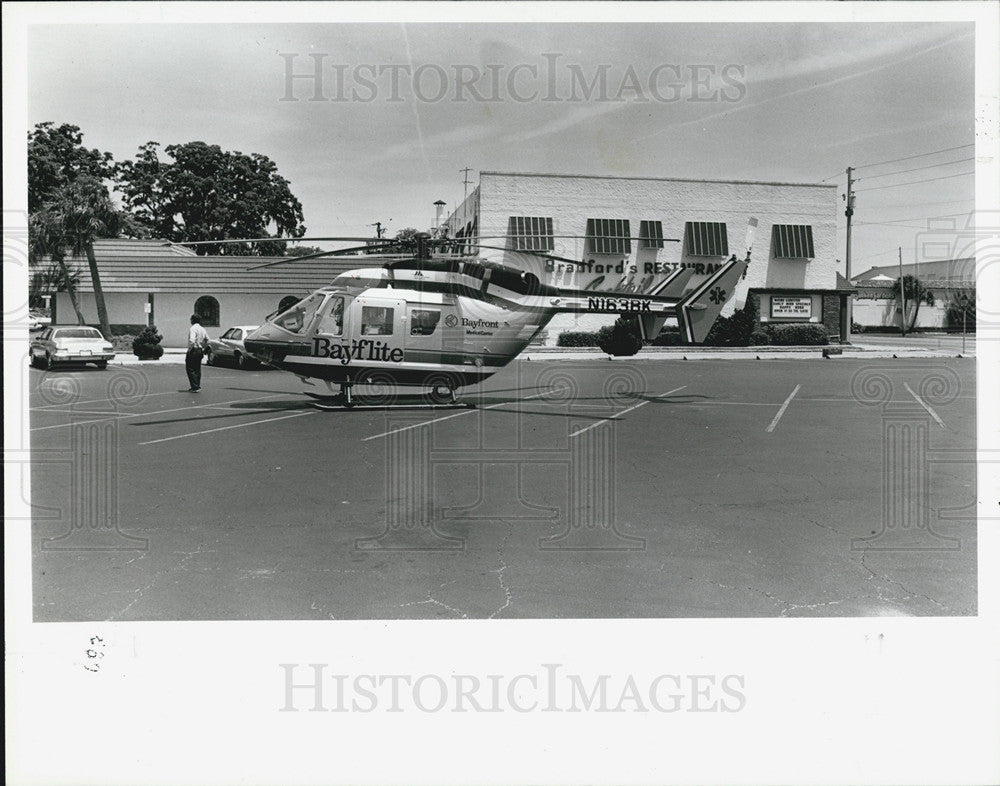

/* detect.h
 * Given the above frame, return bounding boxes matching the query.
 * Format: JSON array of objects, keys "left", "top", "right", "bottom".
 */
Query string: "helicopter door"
[
  {"left": 348, "top": 296, "right": 406, "bottom": 364},
  {"left": 314, "top": 295, "right": 347, "bottom": 341},
  {"left": 404, "top": 305, "right": 443, "bottom": 353}
]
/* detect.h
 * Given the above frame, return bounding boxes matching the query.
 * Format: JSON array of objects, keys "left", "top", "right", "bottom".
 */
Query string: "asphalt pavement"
[{"left": 29, "top": 355, "right": 977, "bottom": 620}]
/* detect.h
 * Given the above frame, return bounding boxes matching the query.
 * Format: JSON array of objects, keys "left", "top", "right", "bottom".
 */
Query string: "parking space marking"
[
  {"left": 904, "top": 382, "right": 946, "bottom": 428},
  {"left": 361, "top": 388, "right": 565, "bottom": 442},
  {"left": 765, "top": 384, "right": 801, "bottom": 433},
  {"left": 30, "top": 389, "right": 180, "bottom": 411},
  {"left": 139, "top": 410, "right": 317, "bottom": 445},
  {"left": 568, "top": 385, "right": 688, "bottom": 438},
  {"left": 30, "top": 393, "right": 287, "bottom": 432}
]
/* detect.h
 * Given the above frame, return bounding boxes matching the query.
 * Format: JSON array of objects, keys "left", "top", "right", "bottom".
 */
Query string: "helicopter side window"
[
  {"left": 316, "top": 296, "right": 344, "bottom": 336},
  {"left": 272, "top": 292, "right": 325, "bottom": 334},
  {"left": 409, "top": 308, "right": 441, "bottom": 336},
  {"left": 361, "top": 306, "right": 394, "bottom": 336}
]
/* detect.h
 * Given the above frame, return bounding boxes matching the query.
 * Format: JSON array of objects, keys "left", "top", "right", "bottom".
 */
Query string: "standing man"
[{"left": 186, "top": 314, "right": 210, "bottom": 392}]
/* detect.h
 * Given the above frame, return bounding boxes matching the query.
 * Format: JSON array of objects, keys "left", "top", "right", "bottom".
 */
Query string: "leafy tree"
[
  {"left": 28, "top": 122, "right": 115, "bottom": 212},
  {"left": 116, "top": 141, "right": 306, "bottom": 254},
  {"left": 392, "top": 227, "right": 420, "bottom": 253},
  {"left": 892, "top": 275, "right": 934, "bottom": 332},
  {"left": 286, "top": 245, "right": 327, "bottom": 257}
]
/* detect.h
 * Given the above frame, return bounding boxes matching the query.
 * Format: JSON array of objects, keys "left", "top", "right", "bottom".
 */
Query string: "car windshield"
[{"left": 57, "top": 328, "right": 103, "bottom": 339}]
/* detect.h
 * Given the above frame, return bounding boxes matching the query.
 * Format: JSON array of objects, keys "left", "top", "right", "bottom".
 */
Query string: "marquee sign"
[{"left": 770, "top": 296, "right": 812, "bottom": 318}]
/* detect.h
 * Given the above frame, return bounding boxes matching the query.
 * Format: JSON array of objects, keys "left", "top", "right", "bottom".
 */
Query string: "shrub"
[
  {"left": 749, "top": 330, "right": 771, "bottom": 346},
  {"left": 596, "top": 317, "right": 643, "bottom": 356},
  {"left": 557, "top": 331, "right": 600, "bottom": 347},
  {"left": 111, "top": 334, "right": 138, "bottom": 352},
  {"left": 703, "top": 298, "right": 760, "bottom": 346},
  {"left": 851, "top": 322, "right": 865, "bottom": 334},
  {"left": 767, "top": 323, "right": 828, "bottom": 346},
  {"left": 944, "top": 289, "right": 975, "bottom": 330},
  {"left": 132, "top": 325, "right": 164, "bottom": 359},
  {"left": 650, "top": 328, "right": 683, "bottom": 346}
]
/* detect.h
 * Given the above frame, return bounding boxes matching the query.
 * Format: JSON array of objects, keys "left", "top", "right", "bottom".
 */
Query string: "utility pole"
[
  {"left": 899, "top": 246, "right": 906, "bottom": 338},
  {"left": 460, "top": 167, "right": 473, "bottom": 200},
  {"left": 845, "top": 166, "right": 856, "bottom": 341}
]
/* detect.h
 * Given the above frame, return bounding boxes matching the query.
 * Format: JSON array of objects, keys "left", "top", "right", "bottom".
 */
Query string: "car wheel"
[
  {"left": 206, "top": 348, "right": 215, "bottom": 366},
  {"left": 236, "top": 352, "right": 247, "bottom": 370},
  {"left": 45, "top": 353, "right": 55, "bottom": 371},
  {"left": 96, "top": 360, "right": 108, "bottom": 370},
  {"left": 30, "top": 353, "right": 40, "bottom": 369}
]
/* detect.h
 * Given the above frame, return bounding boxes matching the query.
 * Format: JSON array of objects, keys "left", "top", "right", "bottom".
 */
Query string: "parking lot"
[{"left": 28, "top": 356, "right": 976, "bottom": 620}]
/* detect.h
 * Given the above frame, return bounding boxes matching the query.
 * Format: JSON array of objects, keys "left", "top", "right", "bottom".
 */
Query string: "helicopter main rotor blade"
[
  {"left": 472, "top": 242, "right": 588, "bottom": 267},
  {"left": 165, "top": 235, "right": 384, "bottom": 247},
  {"left": 474, "top": 234, "right": 680, "bottom": 243},
  {"left": 245, "top": 242, "right": 404, "bottom": 270}
]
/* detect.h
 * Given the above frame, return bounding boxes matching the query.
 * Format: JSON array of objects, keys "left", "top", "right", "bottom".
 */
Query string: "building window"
[
  {"left": 278, "top": 295, "right": 300, "bottom": 313},
  {"left": 507, "top": 216, "right": 555, "bottom": 252},
  {"left": 772, "top": 224, "right": 815, "bottom": 259},
  {"left": 684, "top": 222, "right": 729, "bottom": 257},
  {"left": 194, "top": 295, "right": 220, "bottom": 327},
  {"left": 639, "top": 220, "right": 664, "bottom": 249},
  {"left": 586, "top": 218, "right": 631, "bottom": 255}
]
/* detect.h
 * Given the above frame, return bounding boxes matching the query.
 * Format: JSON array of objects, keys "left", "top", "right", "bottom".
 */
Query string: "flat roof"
[{"left": 479, "top": 170, "right": 837, "bottom": 190}]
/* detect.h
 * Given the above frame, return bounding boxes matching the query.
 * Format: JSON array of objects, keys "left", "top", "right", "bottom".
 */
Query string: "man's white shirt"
[{"left": 189, "top": 323, "right": 209, "bottom": 349}]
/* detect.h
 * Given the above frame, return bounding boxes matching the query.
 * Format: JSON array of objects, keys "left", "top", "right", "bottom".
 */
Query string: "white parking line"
[
  {"left": 30, "top": 389, "right": 180, "bottom": 411},
  {"left": 139, "top": 411, "right": 317, "bottom": 445},
  {"left": 362, "top": 388, "right": 565, "bottom": 442},
  {"left": 904, "top": 382, "right": 946, "bottom": 428},
  {"left": 766, "top": 384, "right": 801, "bottom": 433},
  {"left": 568, "top": 385, "right": 688, "bottom": 438},
  {"left": 30, "top": 393, "right": 286, "bottom": 432}
]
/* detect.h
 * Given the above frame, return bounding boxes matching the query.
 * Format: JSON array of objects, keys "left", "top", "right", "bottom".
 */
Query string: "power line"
[
  {"left": 862, "top": 198, "right": 975, "bottom": 209},
  {"left": 854, "top": 143, "right": 974, "bottom": 171},
  {"left": 854, "top": 170, "right": 974, "bottom": 192},
  {"left": 856, "top": 221, "right": 940, "bottom": 229},
  {"left": 856, "top": 156, "right": 973, "bottom": 181},
  {"left": 855, "top": 212, "right": 971, "bottom": 225}
]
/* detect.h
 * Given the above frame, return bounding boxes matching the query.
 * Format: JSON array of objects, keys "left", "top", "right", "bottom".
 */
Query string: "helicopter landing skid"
[{"left": 304, "top": 387, "right": 474, "bottom": 411}]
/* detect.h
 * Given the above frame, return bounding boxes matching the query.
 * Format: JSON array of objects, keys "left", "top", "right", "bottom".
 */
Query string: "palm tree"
[
  {"left": 31, "top": 177, "right": 135, "bottom": 336},
  {"left": 29, "top": 207, "right": 87, "bottom": 325},
  {"left": 892, "top": 275, "right": 934, "bottom": 332}
]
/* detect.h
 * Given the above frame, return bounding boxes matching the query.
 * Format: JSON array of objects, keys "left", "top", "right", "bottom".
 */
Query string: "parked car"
[
  {"left": 29, "top": 326, "right": 115, "bottom": 370},
  {"left": 207, "top": 325, "right": 261, "bottom": 369},
  {"left": 28, "top": 310, "right": 51, "bottom": 332}
]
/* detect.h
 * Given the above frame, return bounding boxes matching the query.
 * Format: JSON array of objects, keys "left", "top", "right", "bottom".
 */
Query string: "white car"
[
  {"left": 29, "top": 326, "right": 115, "bottom": 370},
  {"left": 207, "top": 325, "right": 261, "bottom": 369},
  {"left": 28, "top": 310, "right": 52, "bottom": 331}
]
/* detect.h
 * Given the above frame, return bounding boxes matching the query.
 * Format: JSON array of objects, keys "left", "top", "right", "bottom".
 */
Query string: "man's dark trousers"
[{"left": 186, "top": 348, "right": 204, "bottom": 390}]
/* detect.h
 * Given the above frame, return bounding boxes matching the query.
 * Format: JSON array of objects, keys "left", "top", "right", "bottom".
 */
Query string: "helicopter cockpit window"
[
  {"left": 272, "top": 292, "right": 325, "bottom": 334},
  {"left": 409, "top": 309, "right": 441, "bottom": 336},
  {"left": 361, "top": 306, "right": 394, "bottom": 336},
  {"left": 316, "top": 296, "right": 344, "bottom": 336}
]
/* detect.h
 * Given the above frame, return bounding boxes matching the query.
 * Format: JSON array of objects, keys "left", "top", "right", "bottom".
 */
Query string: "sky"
[{"left": 25, "top": 18, "right": 976, "bottom": 275}]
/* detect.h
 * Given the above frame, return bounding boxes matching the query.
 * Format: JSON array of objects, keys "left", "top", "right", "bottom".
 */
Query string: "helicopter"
[{"left": 173, "top": 222, "right": 754, "bottom": 408}]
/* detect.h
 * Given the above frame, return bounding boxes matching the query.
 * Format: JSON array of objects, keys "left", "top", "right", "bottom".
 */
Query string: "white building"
[{"left": 444, "top": 171, "right": 849, "bottom": 341}]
